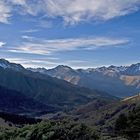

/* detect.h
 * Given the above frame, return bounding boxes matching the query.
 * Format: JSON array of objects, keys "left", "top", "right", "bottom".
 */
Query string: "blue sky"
[{"left": 0, "top": 0, "right": 140, "bottom": 68}]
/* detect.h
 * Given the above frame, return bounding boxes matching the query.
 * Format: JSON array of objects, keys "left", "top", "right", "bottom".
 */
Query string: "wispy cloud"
[
  {"left": 4, "top": 57, "right": 95, "bottom": 68},
  {"left": 0, "top": 1, "right": 11, "bottom": 23},
  {"left": 22, "top": 35, "right": 35, "bottom": 41},
  {"left": 9, "top": 37, "right": 130, "bottom": 55},
  {"left": 44, "top": 0, "right": 140, "bottom": 24},
  {"left": 1, "top": 0, "right": 140, "bottom": 24},
  {"left": 5, "top": 57, "right": 61, "bottom": 68},
  {"left": 0, "top": 0, "right": 27, "bottom": 23},
  {"left": 22, "top": 29, "right": 39, "bottom": 33}
]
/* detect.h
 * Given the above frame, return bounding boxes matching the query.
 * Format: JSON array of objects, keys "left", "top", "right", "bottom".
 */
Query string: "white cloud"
[
  {"left": 34, "top": 0, "right": 140, "bottom": 24},
  {"left": 9, "top": 37, "right": 129, "bottom": 55},
  {"left": 0, "top": 0, "right": 27, "bottom": 23},
  {"left": 0, "top": 41, "right": 6, "bottom": 48},
  {"left": 22, "top": 35, "right": 35, "bottom": 41},
  {"left": 0, "top": 1, "right": 11, "bottom": 23},
  {"left": 1, "top": 0, "right": 140, "bottom": 24},
  {"left": 5, "top": 57, "right": 61, "bottom": 68},
  {"left": 4, "top": 57, "right": 95, "bottom": 68}
]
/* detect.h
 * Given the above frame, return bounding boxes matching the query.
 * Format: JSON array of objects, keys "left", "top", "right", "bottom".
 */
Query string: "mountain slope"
[
  {"left": 0, "top": 59, "right": 114, "bottom": 112},
  {"left": 32, "top": 64, "right": 140, "bottom": 97},
  {"left": 0, "top": 85, "right": 56, "bottom": 115},
  {"left": 72, "top": 93, "right": 140, "bottom": 132}
]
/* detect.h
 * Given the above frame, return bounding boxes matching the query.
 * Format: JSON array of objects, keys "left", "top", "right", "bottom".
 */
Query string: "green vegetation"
[
  {"left": 115, "top": 105, "right": 140, "bottom": 139},
  {"left": 0, "top": 120, "right": 99, "bottom": 140}
]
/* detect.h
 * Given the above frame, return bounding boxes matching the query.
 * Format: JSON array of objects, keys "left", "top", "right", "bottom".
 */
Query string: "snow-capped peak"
[
  {"left": 124, "top": 63, "right": 140, "bottom": 75},
  {"left": 0, "top": 59, "right": 25, "bottom": 71}
]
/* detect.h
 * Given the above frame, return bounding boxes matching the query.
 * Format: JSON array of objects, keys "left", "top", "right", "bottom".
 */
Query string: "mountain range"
[
  {"left": 0, "top": 59, "right": 116, "bottom": 116},
  {"left": 0, "top": 58, "right": 140, "bottom": 139},
  {"left": 29, "top": 63, "right": 140, "bottom": 97},
  {"left": 1, "top": 58, "right": 140, "bottom": 115}
]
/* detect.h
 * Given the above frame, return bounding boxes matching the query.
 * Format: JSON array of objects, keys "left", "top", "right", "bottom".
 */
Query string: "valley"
[
  {"left": 30, "top": 63, "right": 140, "bottom": 98},
  {"left": 0, "top": 59, "right": 140, "bottom": 139}
]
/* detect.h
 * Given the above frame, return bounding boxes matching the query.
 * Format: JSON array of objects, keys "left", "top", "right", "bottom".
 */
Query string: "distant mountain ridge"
[
  {"left": 86, "top": 63, "right": 140, "bottom": 75},
  {"left": 29, "top": 63, "right": 140, "bottom": 97},
  {"left": 29, "top": 63, "right": 140, "bottom": 76},
  {"left": 0, "top": 59, "right": 116, "bottom": 116}
]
